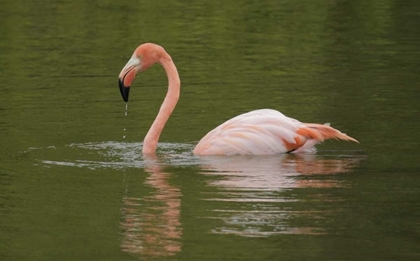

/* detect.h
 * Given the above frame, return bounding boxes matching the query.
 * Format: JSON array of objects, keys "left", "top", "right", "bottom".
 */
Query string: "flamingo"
[{"left": 118, "top": 43, "right": 358, "bottom": 155}]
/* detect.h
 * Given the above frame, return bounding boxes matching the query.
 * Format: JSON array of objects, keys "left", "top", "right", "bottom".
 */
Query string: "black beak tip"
[{"left": 118, "top": 79, "right": 130, "bottom": 102}]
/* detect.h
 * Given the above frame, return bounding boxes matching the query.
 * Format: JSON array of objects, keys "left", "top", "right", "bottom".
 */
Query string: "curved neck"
[{"left": 142, "top": 55, "right": 180, "bottom": 154}]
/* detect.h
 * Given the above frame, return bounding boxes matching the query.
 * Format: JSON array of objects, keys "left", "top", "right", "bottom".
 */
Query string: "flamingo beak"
[
  {"left": 118, "top": 56, "right": 141, "bottom": 102},
  {"left": 118, "top": 78, "right": 130, "bottom": 102}
]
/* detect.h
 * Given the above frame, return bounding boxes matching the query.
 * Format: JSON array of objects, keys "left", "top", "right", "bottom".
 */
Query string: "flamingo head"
[{"left": 118, "top": 43, "right": 164, "bottom": 102}]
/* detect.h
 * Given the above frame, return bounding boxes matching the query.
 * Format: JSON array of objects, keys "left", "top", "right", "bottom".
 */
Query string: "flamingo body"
[
  {"left": 193, "top": 109, "right": 356, "bottom": 155},
  {"left": 118, "top": 43, "right": 358, "bottom": 156}
]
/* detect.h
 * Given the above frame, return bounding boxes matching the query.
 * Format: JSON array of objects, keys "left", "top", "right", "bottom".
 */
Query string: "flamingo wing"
[
  {"left": 194, "top": 109, "right": 303, "bottom": 155},
  {"left": 193, "top": 109, "right": 357, "bottom": 156}
]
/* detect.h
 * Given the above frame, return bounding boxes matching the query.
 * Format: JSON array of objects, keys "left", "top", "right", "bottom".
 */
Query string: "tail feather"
[{"left": 298, "top": 123, "right": 359, "bottom": 143}]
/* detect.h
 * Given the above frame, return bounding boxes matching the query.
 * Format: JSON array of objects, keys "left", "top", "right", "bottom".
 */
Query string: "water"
[
  {"left": 1, "top": 0, "right": 419, "bottom": 260},
  {"left": 124, "top": 103, "right": 128, "bottom": 139}
]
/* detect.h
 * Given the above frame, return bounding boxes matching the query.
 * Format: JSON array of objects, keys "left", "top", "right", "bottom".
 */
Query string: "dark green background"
[{"left": 1, "top": 0, "right": 419, "bottom": 260}]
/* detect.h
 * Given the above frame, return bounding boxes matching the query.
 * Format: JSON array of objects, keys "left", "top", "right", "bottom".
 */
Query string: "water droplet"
[{"left": 123, "top": 103, "right": 128, "bottom": 139}]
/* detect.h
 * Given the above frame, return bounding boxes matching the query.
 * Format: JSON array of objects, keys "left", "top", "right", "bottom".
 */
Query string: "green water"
[{"left": 1, "top": 0, "right": 419, "bottom": 260}]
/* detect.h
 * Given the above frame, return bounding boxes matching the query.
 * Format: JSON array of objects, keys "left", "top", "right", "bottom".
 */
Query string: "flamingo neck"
[{"left": 142, "top": 56, "right": 180, "bottom": 154}]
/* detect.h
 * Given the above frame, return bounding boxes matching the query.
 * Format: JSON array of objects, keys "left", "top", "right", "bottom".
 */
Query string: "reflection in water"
[
  {"left": 37, "top": 142, "right": 363, "bottom": 239},
  {"left": 200, "top": 154, "right": 360, "bottom": 190},
  {"left": 120, "top": 155, "right": 182, "bottom": 259},
  {"left": 198, "top": 154, "right": 363, "bottom": 237}
]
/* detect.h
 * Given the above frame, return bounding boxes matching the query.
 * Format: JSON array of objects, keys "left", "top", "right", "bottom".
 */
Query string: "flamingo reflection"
[
  {"left": 198, "top": 153, "right": 363, "bottom": 237},
  {"left": 200, "top": 154, "right": 361, "bottom": 189},
  {"left": 120, "top": 155, "right": 182, "bottom": 258}
]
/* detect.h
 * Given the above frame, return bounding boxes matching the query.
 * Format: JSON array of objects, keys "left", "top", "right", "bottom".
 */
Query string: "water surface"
[{"left": 1, "top": 0, "right": 419, "bottom": 260}]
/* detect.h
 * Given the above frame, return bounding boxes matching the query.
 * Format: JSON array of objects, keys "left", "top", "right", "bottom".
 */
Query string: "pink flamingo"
[{"left": 118, "top": 43, "right": 358, "bottom": 155}]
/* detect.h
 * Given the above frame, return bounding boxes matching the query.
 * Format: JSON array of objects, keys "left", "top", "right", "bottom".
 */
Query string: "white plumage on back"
[
  {"left": 194, "top": 109, "right": 305, "bottom": 155},
  {"left": 193, "top": 109, "right": 358, "bottom": 155}
]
